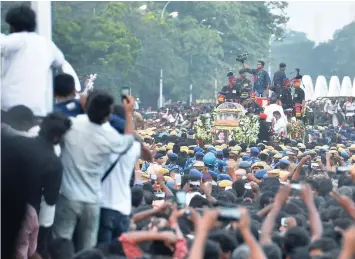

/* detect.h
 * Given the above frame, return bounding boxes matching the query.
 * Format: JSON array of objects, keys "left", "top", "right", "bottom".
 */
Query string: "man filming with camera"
[{"left": 238, "top": 56, "right": 271, "bottom": 98}]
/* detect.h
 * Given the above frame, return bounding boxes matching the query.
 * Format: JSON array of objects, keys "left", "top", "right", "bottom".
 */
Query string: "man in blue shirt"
[
  {"left": 54, "top": 73, "right": 125, "bottom": 133},
  {"left": 242, "top": 60, "right": 271, "bottom": 97}
]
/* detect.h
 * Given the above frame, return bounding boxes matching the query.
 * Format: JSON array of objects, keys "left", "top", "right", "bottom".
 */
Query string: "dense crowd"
[{"left": 2, "top": 4, "right": 355, "bottom": 259}]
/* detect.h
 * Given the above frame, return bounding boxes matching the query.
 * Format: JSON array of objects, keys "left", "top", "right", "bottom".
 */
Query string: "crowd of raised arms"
[{"left": 2, "top": 4, "right": 355, "bottom": 259}]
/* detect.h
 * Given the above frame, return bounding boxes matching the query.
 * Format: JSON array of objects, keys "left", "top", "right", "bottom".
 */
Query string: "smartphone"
[
  {"left": 151, "top": 174, "right": 157, "bottom": 181},
  {"left": 281, "top": 217, "right": 288, "bottom": 227},
  {"left": 176, "top": 191, "right": 187, "bottom": 209},
  {"left": 290, "top": 183, "right": 301, "bottom": 190},
  {"left": 121, "top": 87, "right": 130, "bottom": 102},
  {"left": 218, "top": 207, "right": 241, "bottom": 221},
  {"left": 155, "top": 192, "right": 165, "bottom": 199},
  {"left": 174, "top": 174, "right": 182, "bottom": 186}
]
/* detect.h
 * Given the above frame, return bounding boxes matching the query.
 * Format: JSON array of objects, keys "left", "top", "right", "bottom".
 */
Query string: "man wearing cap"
[
  {"left": 258, "top": 113, "right": 273, "bottom": 143},
  {"left": 166, "top": 153, "right": 183, "bottom": 175},
  {"left": 272, "top": 63, "right": 287, "bottom": 97},
  {"left": 146, "top": 153, "right": 165, "bottom": 175},
  {"left": 219, "top": 72, "right": 240, "bottom": 103},
  {"left": 236, "top": 69, "right": 252, "bottom": 101}
]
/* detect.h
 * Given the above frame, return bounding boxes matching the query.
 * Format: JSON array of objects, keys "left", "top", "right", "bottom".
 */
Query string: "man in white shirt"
[
  {"left": 53, "top": 91, "right": 136, "bottom": 250},
  {"left": 264, "top": 98, "right": 286, "bottom": 123},
  {"left": 98, "top": 140, "right": 142, "bottom": 243},
  {"left": 1, "top": 5, "right": 65, "bottom": 117},
  {"left": 273, "top": 111, "right": 288, "bottom": 136},
  {"left": 324, "top": 99, "right": 338, "bottom": 126}
]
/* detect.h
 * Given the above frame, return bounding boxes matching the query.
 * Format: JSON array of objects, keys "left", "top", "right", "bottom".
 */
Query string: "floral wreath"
[{"left": 194, "top": 108, "right": 260, "bottom": 145}]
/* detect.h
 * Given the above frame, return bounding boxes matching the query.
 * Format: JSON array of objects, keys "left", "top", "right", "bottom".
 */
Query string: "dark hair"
[
  {"left": 5, "top": 105, "right": 35, "bottom": 131},
  {"left": 48, "top": 238, "right": 75, "bottom": 259},
  {"left": 280, "top": 63, "right": 286, "bottom": 68},
  {"left": 131, "top": 187, "right": 144, "bottom": 207},
  {"left": 54, "top": 74, "right": 75, "bottom": 97},
  {"left": 273, "top": 111, "right": 281, "bottom": 117},
  {"left": 232, "top": 180, "right": 246, "bottom": 198},
  {"left": 259, "top": 191, "right": 275, "bottom": 209},
  {"left": 204, "top": 239, "right": 222, "bottom": 259},
  {"left": 283, "top": 227, "right": 310, "bottom": 255},
  {"left": 262, "top": 244, "right": 282, "bottom": 259},
  {"left": 39, "top": 112, "right": 72, "bottom": 144},
  {"left": 208, "top": 230, "right": 238, "bottom": 254},
  {"left": 149, "top": 227, "right": 176, "bottom": 256},
  {"left": 309, "top": 238, "right": 338, "bottom": 253},
  {"left": 189, "top": 195, "right": 210, "bottom": 208},
  {"left": 289, "top": 247, "right": 310, "bottom": 259},
  {"left": 86, "top": 90, "right": 114, "bottom": 124},
  {"left": 5, "top": 5, "right": 36, "bottom": 32},
  {"left": 142, "top": 190, "right": 153, "bottom": 206},
  {"left": 258, "top": 60, "right": 265, "bottom": 67}
]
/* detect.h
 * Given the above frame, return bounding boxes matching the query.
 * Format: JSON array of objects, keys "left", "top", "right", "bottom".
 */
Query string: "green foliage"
[{"left": 1, "top": 1, "right": 290, "bottom": 107}]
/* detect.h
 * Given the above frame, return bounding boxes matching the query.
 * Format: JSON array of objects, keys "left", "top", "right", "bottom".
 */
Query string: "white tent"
[
  {"left": 302, "top": 75, "right": 315, "bottom": 101},
  {"left": 352, "top": 77, "right": 355, "bottom": 97},
  {"left": 340, "top": 76, "right": 352, "bottom": 97},
  {"left": 314, "top": 75, "right": 328, "bottom": 98},
  {"left": 328, "top": 76, "right": 341, "bottom": 97}
]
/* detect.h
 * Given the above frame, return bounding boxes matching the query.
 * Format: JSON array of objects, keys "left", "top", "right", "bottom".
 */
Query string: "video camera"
[{"left": 236, "top": 53, "right": 249, "bottom": 63}]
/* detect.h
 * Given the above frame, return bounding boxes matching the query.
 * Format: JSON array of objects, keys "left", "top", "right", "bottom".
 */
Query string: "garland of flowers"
[
  {"left": 287, "top": 120, "right": 305, "bottom": 141},
  {"left": 230, "top": 114, "right": 260, "bottom": 145},
  {"left": 194, "top": 108, "right": 260, "bottom": 145},
  {"left": 195, "top": 113, "right": 213, "bottom": 143}
]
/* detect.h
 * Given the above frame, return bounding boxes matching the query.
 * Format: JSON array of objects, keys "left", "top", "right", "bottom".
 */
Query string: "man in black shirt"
[
  {"left": 272, "top": 63, "right": 287, "bottom": 97},
  {"left": 2, "top": 112, "right": 72, "bottom": 257},
  {"left": 258, "top": 113, "right": 273, "bottom": 142},
  {"left": 220, "top": 72, "right": 239, "bottom": 102}
]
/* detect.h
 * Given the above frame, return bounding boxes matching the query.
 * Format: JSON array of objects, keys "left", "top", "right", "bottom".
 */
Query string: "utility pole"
[{"left": 159, "top": 69, "right": 163, "bottom": 108}]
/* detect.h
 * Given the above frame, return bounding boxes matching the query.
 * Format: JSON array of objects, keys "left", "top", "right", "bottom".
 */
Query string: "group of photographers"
[{"left": 219, "top": 58, "right": 306, "bottom": 119}]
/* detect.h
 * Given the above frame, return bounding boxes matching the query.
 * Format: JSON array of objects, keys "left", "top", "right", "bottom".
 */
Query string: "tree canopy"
[{"left": 2, "top": 1, "right": 354, "bottom": 108}]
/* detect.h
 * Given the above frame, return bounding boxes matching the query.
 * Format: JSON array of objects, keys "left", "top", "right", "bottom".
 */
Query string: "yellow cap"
[
  {"left": 267, "top": 169, "right": 280, "bottom": 177},
  {"left": 274, "top": 153, "right": 283, "bottom": 159},
  {"left": 193, "top": 161, "right": 205, "bottom": 168},
  {"left": 164, "top": 176, "right": 173, "bottom": 182},
  {"left": 218, "top": 180, "right": 233, "bottom": 188},
  {"left": 349, "top": 144, "right": 355, "bottom": 151},
  {"left": 252, "top": 162, "right": 264, "bottom": 168},
  {"left": 157, "top": 168, "right": 169, "bottom": 176}
]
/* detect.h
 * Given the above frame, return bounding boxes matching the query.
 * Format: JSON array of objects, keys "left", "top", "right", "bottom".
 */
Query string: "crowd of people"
[{"left": 2, "top": 4, "right": 355, "bottom": 259}]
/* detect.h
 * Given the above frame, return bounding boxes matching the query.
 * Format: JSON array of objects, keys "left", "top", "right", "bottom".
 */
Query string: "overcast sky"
[{"left": 286, "top": 1, "right": 355, "bottom": 43}]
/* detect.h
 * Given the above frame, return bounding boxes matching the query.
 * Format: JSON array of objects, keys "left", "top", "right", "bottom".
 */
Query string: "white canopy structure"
[
  {"left": 340, "top": 76, "right": 353, "bottom": 97},
  {"left": 302, "top": 75, "right": 315, "bottom": 101},
  {"left": 328, "top": 76, "right": 341, "bottom": 97},
  {"left": 353, "top": 77, "right": 355, "bottom": 97},
  {"left": 314, "top": 75, "right": 328, "bottom": 98}
]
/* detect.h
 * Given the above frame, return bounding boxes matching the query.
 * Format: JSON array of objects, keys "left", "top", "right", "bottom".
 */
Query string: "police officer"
[
  {"left": 236, "top": 69, "right": 252, "bottom": 101},
  {"left": 272, "top": 63, "right": 287, "bottom": 97},
  {"left": 220, "top": 72, "right": 239, "bottom": 102}
]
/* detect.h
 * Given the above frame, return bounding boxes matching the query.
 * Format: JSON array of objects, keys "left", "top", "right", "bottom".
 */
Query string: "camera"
[{"left": 236, "top": 53, "right": 249, "bottom": 63}]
